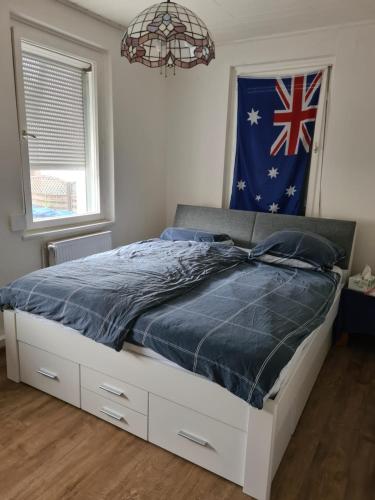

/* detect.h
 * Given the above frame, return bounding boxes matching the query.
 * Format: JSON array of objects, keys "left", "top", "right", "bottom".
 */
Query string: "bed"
[{"left": 3, "top": 205, "right": 356, "bottom": 500}]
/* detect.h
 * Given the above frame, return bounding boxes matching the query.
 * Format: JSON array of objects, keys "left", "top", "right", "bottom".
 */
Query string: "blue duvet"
[{"left": 0, "top": 239, "right": 339, "bottom": 408}]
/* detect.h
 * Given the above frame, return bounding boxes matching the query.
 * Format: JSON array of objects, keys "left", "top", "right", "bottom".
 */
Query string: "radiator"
[{"left": 47, "top": 231, "right": 112, "bottom": 266}]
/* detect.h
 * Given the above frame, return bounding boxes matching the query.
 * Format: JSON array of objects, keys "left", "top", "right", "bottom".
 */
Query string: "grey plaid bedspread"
[
  {"left": 0, "top": 239, "right": 338, "bottom": 408},
  {"left": 0, "top": 240, "right": 247, "bottom": 351},
  {"left": 128, "top": 261, "right": 339, "bottom": 408}
]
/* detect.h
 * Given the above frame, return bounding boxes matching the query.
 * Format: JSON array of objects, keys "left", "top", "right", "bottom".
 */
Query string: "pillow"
[
  {"left": 249, "top": 229, "right": 345, "bottom": 270},
  {"left": 160, "top": 227, "right": 234, "bottom": 245},
  {"left": 254, "top": 253, "right": 316, "bottom": 269}
]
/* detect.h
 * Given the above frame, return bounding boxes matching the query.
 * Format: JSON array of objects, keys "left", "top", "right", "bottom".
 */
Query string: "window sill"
[{"left": 22, "top": 219, "right": 114, "bottom": 241}]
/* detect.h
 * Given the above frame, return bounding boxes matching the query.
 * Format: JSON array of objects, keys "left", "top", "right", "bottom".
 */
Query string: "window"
[
  {"left": 12, "top": 20, "right": 113, "bottom": 232},
  {"left": 22, "top": 44, "right": 99, "bottom": 222}
]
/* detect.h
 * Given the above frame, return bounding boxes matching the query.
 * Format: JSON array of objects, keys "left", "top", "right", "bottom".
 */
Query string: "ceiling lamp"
[{"left": 121, "top": 0, "right": 215, "bottom": 74}]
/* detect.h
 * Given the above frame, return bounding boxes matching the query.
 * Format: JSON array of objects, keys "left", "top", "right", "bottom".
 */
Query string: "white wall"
[
  {"left": 0, "top": 0, "right": 167, "bottom": 289},
  {"left": 1, "top": 2, "right": 374, "bottom": 293},
  {"left": 165, "top": 22, "right": 375, "bottom": 273}
]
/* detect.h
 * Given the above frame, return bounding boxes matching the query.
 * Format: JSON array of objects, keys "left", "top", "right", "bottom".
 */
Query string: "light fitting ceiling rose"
[{"left": 121, "top": 0, "right": 215, "bottom": 74}]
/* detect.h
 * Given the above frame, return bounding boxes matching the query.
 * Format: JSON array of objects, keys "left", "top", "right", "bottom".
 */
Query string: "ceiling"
[{"left": 65, "top": 0, "right": 375, "bottom": 43}]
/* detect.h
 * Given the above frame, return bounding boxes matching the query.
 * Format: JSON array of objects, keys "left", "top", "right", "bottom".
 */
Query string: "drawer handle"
[
  {"left": 177, "top": 430, "right": 209, "bottom": 447},
  {"left": 99, "top": 384, "right": 125, "bottom": 398},
  {"left": 37, "top": 368, "right": 58, "bottom": 380},
  {"left": 100, "top": 407, "right": 126, "bottom": 422}
]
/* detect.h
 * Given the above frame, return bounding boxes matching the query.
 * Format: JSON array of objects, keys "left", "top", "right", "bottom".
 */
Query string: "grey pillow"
[
  {"left": 250, "top": 229, "right": 345, "bottom": 270},
  {"left": 160, "top": 227, "right": 233, "bottom": 245}
]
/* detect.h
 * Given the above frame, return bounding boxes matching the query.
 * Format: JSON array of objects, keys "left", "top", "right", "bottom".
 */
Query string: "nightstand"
[{"left": 334, "top": 287, "right": 375, "bottom": 343}]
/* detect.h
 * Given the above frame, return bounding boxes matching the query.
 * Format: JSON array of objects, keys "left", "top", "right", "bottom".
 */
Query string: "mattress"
[{"left": 123, "top": 266, "right": 347, "bottom": 403}]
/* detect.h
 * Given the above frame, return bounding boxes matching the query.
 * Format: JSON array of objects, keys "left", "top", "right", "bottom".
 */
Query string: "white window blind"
[{"left": 22, "top": 50, "right": 88, "bottom": 171}]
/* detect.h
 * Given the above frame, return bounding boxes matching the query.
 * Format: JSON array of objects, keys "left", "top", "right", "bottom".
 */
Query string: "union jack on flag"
[
  {"left": 271, "top": 73, "right": 322, "bottom": 156},
  {"left": 230, "top": 71, "right": 323, "bottom": 215}
]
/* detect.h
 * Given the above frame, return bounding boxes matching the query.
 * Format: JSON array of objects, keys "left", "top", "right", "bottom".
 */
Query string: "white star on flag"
[
  {"left": 237, "top": 180, "right": 246, "bottom": 191},
  {"left": 269, "top": 202, "right": 280, "bottom": 213},
  {"left": 286, "top": 185, "right": 297, "bottom": 197},
  {"left": 255, "top": 194, "right": 262, "bottom": 202},
  {"left": 247, "top": 108, "right": 261, "bottom": 126},
  {"left": 267, "top": 167, "right": 279, "bottom": 179}
]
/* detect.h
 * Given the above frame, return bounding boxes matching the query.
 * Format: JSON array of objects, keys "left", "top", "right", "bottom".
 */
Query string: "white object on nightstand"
[{"left": 348, "top": 265, "right": 375, "bottom": 293}]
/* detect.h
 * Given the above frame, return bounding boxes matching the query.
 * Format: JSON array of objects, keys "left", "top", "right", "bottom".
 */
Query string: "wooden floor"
[{"left": 0, "top": 337, "right": 374, "bottom": 500}]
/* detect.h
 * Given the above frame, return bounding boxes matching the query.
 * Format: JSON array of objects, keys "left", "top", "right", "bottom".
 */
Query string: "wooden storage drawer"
[
  {"left": 80, "top": 366, "right": 148, "bottom": 415},
  {"left": 81, "top": 388, "right": 147, "bottom": 440},
  {"left": 149, "top": 394, "right": 246, "bottom": 485},
  {"left": 19, "top": 342, "right": 80, "bottom": 407}
]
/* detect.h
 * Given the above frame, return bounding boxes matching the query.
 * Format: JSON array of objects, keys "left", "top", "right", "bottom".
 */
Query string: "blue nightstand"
[{"left": 334, "top": 287, "right": 375, "bottom": 343}]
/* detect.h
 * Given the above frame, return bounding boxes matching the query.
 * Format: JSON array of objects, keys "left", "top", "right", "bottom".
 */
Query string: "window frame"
[
  {"left": 11, "top": 20, "right": 112, "bottom": 232},
  {"left": 223, "top": 57, "right": 334, "bottom": 217}
]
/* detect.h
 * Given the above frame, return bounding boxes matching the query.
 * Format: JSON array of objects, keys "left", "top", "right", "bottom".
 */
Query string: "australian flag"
[{"left": 230, "top": 72, "right": 322, "bottom": 214}]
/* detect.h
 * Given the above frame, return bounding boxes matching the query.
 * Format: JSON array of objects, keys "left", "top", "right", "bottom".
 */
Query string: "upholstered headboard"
[{"left": 174, "top": 204, "right": 356, "bottom": 269}]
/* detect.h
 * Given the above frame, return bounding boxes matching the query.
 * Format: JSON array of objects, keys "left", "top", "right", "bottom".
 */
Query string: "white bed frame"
[
  {"left": 3, "top": 206, "right": 356, "bottom": 499},
  {"left": 4, "top": 290, "right": 340, "bottom": 500}
]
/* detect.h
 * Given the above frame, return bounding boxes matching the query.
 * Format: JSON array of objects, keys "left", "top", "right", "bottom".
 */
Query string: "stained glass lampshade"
[{"left": 121, "top": 0, "right": 215, "bottom": 71}]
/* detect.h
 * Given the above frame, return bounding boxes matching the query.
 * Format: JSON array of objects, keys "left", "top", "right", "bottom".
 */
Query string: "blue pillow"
[
  {"left": 249, "top": 229, "right": 345, "bottom": 269},
  {"left": 160, "top": 227, "right": 233, "bottom": 244}
]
